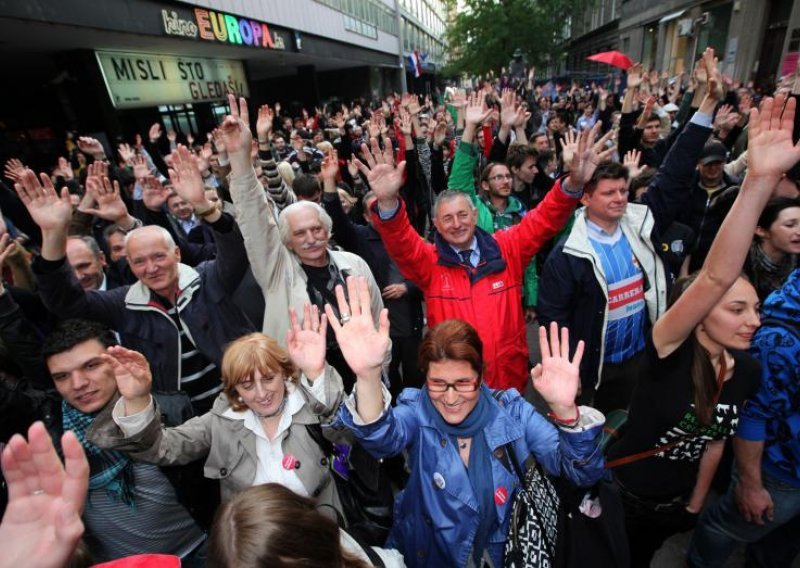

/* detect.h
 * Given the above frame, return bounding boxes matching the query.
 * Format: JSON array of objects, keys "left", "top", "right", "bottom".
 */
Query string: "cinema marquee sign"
[
  {"left": 96, "top": 50, "right": 250, "bottom": 109},
  {"left": 161, "top": 8, "right": 287, "bottom": 50}
]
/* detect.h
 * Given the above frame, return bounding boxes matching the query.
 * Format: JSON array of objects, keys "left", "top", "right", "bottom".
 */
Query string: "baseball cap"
[{"left": 699, "top": 140, "right": 728, "bottom": 164}]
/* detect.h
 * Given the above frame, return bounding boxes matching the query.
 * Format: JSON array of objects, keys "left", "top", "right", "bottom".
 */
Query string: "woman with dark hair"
[
  {"left": 207, "top": 483, "right": 404, "bottom": 568},
  {"left": 606, "top": 95, "right": 800, "bottom": 565},
  {"left": 743, "top": 196, "right": 800, "bottom": 301},
  {"left": 326, "top": 277, "right": 605, "bottom": 567}
]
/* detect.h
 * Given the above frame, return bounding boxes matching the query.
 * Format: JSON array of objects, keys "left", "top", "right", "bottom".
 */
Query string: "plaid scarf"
[
  {"left": 303, "top": 261, "right": 350, "bottom": 348},
  {"left": 62, "top": 401, "right": 135, "bottom": 508},
  {"left": 749, "top": 242, "right": 796, "bottom": 300}
]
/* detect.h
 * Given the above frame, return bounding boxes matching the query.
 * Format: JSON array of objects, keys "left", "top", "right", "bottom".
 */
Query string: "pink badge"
[
  {"left": 282, "top": 454, "right": 297, "bottom": 470},
  {"left": 494, "top": 486, "right": 508, "bottom": 505}
]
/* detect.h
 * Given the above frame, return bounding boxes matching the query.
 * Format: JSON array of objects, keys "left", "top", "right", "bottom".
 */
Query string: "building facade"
[
  {"left": 565, "top": 0, "right": 797, "bottom": 91},
  {"left": 0, "top": 0, "right": 446, "bottom": 167}
]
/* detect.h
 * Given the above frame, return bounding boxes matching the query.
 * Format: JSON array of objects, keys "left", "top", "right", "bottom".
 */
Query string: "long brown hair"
[
  {"left": 669, "top": 274, "right": 719, "bottom": 425},
  {"left": 207, "top": 484, "right": 370, "bottom": 568}
]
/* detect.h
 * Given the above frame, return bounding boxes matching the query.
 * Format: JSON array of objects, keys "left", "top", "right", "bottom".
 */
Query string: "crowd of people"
[{"left": 0, "top": 45, "right": 799, "bottom": 567}]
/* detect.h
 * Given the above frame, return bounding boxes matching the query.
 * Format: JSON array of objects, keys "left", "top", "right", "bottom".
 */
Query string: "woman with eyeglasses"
[{"left": 327, "top": 276, "right": 605, "bottom": 568}]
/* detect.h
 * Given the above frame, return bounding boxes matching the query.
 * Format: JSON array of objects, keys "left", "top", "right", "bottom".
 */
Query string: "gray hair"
[
  {"left": 124, "top": 225, "right": 176, "bottom": 249},
  {"left": 278, "top": 201, "right": 333, "bottom": 247},
  {"left": 433, "top": 190, "right": 476, "bottom": 219},
  {"left": 66, "top": 235, "right": 103, "bottom": 260}
]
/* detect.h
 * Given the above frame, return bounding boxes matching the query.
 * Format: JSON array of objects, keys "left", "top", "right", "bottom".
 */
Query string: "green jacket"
[{"left": 448, "top": 140, "right": 540, "bottom": 307}]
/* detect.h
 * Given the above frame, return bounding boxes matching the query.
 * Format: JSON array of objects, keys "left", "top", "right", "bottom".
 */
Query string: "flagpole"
[{"left": 395, "top": 0, "right": 408, "bottom": 93}]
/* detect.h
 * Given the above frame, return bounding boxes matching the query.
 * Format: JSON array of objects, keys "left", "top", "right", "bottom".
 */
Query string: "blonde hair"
[
  {"left": 221, "top": 333, "right": 298, "bottom": 411},
  {"left": 276, "top": 161, "right": 295, "bottom": 186},
  {"left": 316, "top": 140, "right": 333, "bottom": 154},
  {"left": 337, "top": 188, "right": 357, "bottom": 207}
]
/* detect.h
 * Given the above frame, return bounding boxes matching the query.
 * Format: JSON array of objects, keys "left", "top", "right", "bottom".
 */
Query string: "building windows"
[{"left": 158, "top": 104, "right": 198, "bottom": 137}]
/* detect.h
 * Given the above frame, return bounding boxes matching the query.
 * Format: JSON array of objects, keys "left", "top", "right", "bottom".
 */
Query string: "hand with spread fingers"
[
  {"left": 83, "top": 174, "right": 130, "bottom": 224},
  {"left": 104, "top": 345, "right": 153, "bottom": 416},
  {"left": 531, "top": 322, "right": 584, "bottom": 423},
  {"left": 0, "top": 421, "right": 89, "bottom": 568},
  {"left": 286, "top": 304, "right": 328, "bottom": 381},
  {"left": 325, "top": 276, "right": 390, "bottom": 383},
  {"left": 14, "top": 169, "right": 73, "bottom": 233},
  {"left": 566, "top": 121, "right": 616, "bottom": 190},
  {"left": 353, "top": 137, "right": 406, "bottom": 211},
  {"left": 218, "top": 94, "right": 254, "bottom": 172}
]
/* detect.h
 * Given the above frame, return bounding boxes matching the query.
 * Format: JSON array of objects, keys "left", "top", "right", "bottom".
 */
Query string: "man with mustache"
[{"left": 226, "top": 95, "right": 386, "bottom": 390}]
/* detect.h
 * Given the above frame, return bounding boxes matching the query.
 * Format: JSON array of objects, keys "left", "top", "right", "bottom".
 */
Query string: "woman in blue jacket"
[{"left": 327, "top": 276, "right": 605, "bottom": 567}]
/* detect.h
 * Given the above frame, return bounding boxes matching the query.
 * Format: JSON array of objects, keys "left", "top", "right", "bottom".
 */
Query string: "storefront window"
[{"left": 158, "top": 104, "right": 198, "bottom": 137}]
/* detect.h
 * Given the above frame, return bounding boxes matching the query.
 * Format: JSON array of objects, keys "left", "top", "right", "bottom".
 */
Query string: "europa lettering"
[{"left": 194, "top": 8, "right": 278, "bottom": 49}]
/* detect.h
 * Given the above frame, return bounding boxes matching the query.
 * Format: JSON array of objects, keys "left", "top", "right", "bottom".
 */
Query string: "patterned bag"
[{"left": 503, "top": 449, "right": 561, "bottom": 568}]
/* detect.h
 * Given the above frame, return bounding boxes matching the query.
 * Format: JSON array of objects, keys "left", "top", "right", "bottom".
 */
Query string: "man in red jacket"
[{"left": 354, "top": 126, "right": 613, "bottom": 391}]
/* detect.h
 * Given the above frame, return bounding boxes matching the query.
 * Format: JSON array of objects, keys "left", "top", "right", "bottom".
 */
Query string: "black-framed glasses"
[{"left": 426, "top": 378, "right": 480, "bottom": 393}]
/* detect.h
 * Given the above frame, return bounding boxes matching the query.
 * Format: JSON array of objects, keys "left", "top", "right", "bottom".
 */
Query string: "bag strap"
[
  {"left": 343, "top": 527, "right": 386, "bottom": 567},
  {"left": 605, "top": 353, "right": 728, "bottom": 469}
]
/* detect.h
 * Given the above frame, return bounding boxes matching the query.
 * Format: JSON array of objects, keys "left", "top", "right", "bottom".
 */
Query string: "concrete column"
[{"left": 727, "top": 0, "right": 769, "bottom": 82}]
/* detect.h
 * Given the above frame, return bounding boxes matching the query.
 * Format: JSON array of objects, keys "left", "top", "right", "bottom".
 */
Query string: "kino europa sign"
[{"left": 96, "top": 50, "right": 250, "bottom": 109}]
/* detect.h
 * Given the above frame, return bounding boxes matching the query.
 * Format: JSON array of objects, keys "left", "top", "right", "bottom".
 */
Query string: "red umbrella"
[{"left": 586, "top": 51, "right": 633, "bottom": 70}]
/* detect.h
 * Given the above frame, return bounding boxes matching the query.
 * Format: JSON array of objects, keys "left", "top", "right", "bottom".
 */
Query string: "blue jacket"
[
  {"left": 337, "top": 386, "right": 604, "bottom": 567},
  {"left": 537, "top": 118, "right": 713, "bottom": 390},
  {"left": 740, "top": 268, "right": 800, "bottom": 487}
]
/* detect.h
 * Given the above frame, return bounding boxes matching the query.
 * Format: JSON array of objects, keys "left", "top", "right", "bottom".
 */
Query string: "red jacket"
[{"left": 372, "top": 180, "right": 578, "bottom": 391}]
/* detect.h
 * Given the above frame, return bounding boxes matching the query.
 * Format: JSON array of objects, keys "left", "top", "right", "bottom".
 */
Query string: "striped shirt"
[
  {"left": 82, "top": 463, "right": 205, "bottom": 562},
  {"left": 588, "top": 224, "right": 646, "bottom": 363}
]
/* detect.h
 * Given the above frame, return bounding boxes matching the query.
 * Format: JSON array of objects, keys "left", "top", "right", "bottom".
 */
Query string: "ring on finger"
[
  {"left": 340, "top": 314, "right": 352, "bottom": 324},
  {"left": 31, "top": 489, "right": 45, "bottom": 496}
]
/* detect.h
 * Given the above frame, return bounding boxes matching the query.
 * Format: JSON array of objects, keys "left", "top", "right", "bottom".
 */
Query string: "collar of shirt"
[
  {"left": 585, "top": 217, "right": 622, "bottom": 245},
  {"left": 98, "top": 273, "right": 108, "bottom": 292},
  {"left": 449, "top": 236, "right": 480, "bottom": 267},
  {"left": 223, "top": 381, "right": 305, "bottom": 439},
  {"left": 179, "top": 216, "right": 197, "bottom": 234}
]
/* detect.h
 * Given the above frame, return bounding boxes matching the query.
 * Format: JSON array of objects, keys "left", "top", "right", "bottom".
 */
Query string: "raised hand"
[
  {"left": 623, "top": 149, "right": 648, "bottom": 179},
  {"left": 102, "top": 346, "right": 152, "bottom": 415},
  {"left": 117, "top": 143, "right": 136, "bottom": 165},
  {"left": 77, "top": 137, "right": 106, "bottom": 160},
  {"left": 566, "top": 121, "right": 616, "bottom": 189},
  {"left": 321, "top": 149, "right": 339, "bottom": 184},
  {"left": 325, "top": 276, "right": 390, "bottom": 381},
  {"left": 433, "top": 121, "right": 448, "bottom": 148},
  {"left": 499, "top": 88, "right": 518, "bottom": 128},
  {"left": 168, "top": 145, "right": 208, "bottom": 209},
  {"left": 53, "top": 157, "right": 74, "bottom": 181},
  {"left": 4, "top": 158, "right": 25, "bottom": 183},
  {"left": 464, "top": 91, "right": 492, "bottom": 126},
  {"left": 746, "top": 94, "right": 800, "bottom": 182},
  {"left": 148, "top": 123, "right": 162, "bottom": 143},
  {"left": 353, "top": 137, "right": 406, "bottom": 209},
  {"left": 626, "top": 63, "right": 643, "bottom": 89},
  {"left": 83, "top": 174, "right": 129, "bottom": 223},
  {"left": 560, "top": 129, "right": 579, "bottom": 168},
  {"left": 256, "top": 104, "right": 274, "bottom": 142},
  {"left": 398, "top": 111, "right": 413, "bottom": 137},
  {"left": 218, "top": 94, "right": 253, "bottom": 171},
  {"left": 714, "top": 104, "right": 741, "bottom": 132},
  {"left": 286, "top": 304, "right": 327, "bottom": 380},
  {"left": 132, "top": 154, "right": 150, "bottom": 181},
  {"left": 531, "top": 322, "right": 584, "bottom": 420},
  {"left": 141, "top": 176, "right": 170, "bottom": 211},
  {"left": 0, "top": 422, "right": 89, "bottom": 568},
  {"left": 15, "top": 170, "right": 72, "bottom": 232}
]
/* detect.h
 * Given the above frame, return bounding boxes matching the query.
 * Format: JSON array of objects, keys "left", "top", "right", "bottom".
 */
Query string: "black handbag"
[
  {"left": 503, "top": 444, "right": 561, "bottom": 568},
  {"left": 306, "top": 424, "right": 394, "bottom": 547}
]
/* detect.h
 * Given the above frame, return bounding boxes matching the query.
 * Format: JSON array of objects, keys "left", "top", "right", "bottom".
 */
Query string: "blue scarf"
[
  {"left": 62, "top": 401, "right": 135, "bottom": 508},
  {"left": 422, "top": 387, "right": 497, "bottom": 564}
]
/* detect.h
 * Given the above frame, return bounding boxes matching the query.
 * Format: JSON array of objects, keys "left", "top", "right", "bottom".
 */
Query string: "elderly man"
[
  {"left": 18, "top": 150, "right": 254, "bottom": 414},
  {"left": 224, "top": 95, "right": 385, "bottom": 390},
  {"left": 355, "top": 123, "right": 609, "bottom": 391}
]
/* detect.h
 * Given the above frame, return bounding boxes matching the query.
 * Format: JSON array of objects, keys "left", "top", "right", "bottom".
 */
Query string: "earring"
[{"left": 237, "top": 396, "right": 244, "bottom": 402}]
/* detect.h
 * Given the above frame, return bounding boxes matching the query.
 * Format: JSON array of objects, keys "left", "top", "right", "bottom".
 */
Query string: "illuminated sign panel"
[
  {"left": 161, "top": 8, "right": 286, "bottom": 50},
  {"left": 96, "top": 50, "right": 249, "bottom": 109}
]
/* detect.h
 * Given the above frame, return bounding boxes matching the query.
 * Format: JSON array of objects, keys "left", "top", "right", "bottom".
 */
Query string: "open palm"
[
  {"left": 354, "top": 137, "right": 406, "bottom": 203},
  {"left": 286, "top": 304, "right": 327, "bottom": 378},
  {"left": 103, "top": 346, "right": 152, "bottom": 401},
  {"left": 531, "top": 322, "right": 583, "bottom": 412},
  {"left": 747, "top": 95, "right": 800, "bottom": 179},
  {"left": 15, "top": 170, "right": 72, "bottom": 231}
]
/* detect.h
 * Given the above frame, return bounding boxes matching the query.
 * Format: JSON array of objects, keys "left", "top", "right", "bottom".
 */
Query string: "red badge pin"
[
  {"left": 494, "top": 486, "right": 508, "bottom": 505},
  {"left": 282, "top": 454, "right": 297, "bottom": 470}
]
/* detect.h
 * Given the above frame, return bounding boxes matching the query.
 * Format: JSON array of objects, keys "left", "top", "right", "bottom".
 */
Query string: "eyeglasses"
[
  {"left": 426, "top": 378, "right": 480, "bottom": 393},
  {"left": 489, "top": 174, "right": 513, "bottom": 182}
]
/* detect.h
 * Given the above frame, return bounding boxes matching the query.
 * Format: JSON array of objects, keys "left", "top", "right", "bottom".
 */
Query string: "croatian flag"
[{"left": 409, "top": 50, "right": 421, "bottom": 78}]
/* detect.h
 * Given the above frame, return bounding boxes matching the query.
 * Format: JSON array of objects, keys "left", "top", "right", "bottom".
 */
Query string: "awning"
[{"left": 659, "top": 9, "right": 686, "bottom": 24}]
